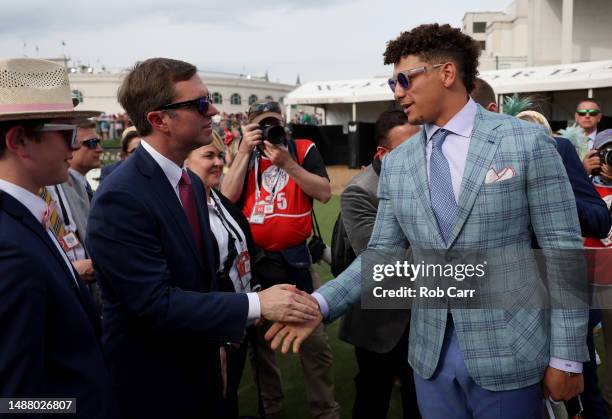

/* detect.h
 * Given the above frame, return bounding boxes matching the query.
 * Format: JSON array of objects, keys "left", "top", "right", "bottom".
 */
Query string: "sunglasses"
[
  {"left": 81, "top": 137, "right": 102, "bottom": 149},
  {"left": 36, "top": 124, "right": 78, "bottom": 149},
  {"left": 388, "top": 64, "right": 444, "bottom": 93},
  {"left": 248, "top": 102, "right": 282, "bottom": 118},
  {"left": 576, "top": 109, "right": 601, "bottom": 116},
  {"left": 154, "top": 94, "right": 213, "bottom": 115}
]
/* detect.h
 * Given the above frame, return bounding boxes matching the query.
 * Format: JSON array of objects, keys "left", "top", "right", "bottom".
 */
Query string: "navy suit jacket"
[
  {"left": 555, "top": 137, "right": 611, "bottom": 238},
  {"left": 0, "top": 191, "right": 119, "bottom": 419},
  {"left": 99, "top": 161, "right": 121, "bottom": 184},
  {"left": 87, "top": 146, "right": 249, "bottom": 419}
]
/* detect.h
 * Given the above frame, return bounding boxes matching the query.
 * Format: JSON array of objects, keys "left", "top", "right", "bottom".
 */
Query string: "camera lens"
[
  {"left": 262, "top": 124, "right": 286, "bottom": 145},
  {"left": 604, "top": 148, "right": 612, "bottom": 166}
]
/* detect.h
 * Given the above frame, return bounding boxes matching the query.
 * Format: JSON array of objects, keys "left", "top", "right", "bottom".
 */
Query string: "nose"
[
  {"left": 207, "top": 103, "right": 219, "bottom": 117},
  {"left": 394, "top": 83, "right": 406, "bottom": 101}
]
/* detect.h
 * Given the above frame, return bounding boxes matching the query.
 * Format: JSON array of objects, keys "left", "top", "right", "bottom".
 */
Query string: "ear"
[
  {"left": 4, "top": 126, "right": 31, "bottom": 158},
  {"left": 439, "top": 62, "right": 458, "bottom": 88},
  {"left": 487, "top": 103, "right": 499, "bottom": 113},
  {"left": 146, "top": 111, "right": 171, "bottom": 135}
]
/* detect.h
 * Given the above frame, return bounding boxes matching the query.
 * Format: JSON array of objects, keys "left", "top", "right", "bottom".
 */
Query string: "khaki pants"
[{"left": 250, "top": 321, "right": 340, "bottom": 419}]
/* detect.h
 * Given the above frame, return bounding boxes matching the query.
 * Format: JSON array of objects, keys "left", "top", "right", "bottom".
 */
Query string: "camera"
[
  {"left": 593, "top": 145, "right": 612, "bottom": 176},
  {"left": 260, "top": 123, "right": 286, "bottom": 145}
]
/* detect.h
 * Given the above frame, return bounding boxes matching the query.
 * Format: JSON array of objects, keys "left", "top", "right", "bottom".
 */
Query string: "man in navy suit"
[
  {"left": 86, "top": 58, "right": 319, "bottom": 419},
  {"left": 0, "top": 58, "right": 119, "bottom": 418}
]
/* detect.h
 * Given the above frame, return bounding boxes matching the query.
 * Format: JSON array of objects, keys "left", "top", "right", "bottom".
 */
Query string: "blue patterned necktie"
[{"left": 429, "top": 128, "right": 458, "bottom": 245}]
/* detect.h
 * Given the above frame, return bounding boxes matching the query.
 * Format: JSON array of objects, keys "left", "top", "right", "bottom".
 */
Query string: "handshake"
[{"left": 258, "top": 284, "right": 324, "bottom": 354}]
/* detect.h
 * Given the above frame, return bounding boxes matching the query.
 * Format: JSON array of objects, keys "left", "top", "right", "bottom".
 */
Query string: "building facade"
[
  {"left": 463, "top": 0, "right": 612, "bottom": 70},
  {"left": 69, "top": 69, "right": 295, "bottom": 115}
]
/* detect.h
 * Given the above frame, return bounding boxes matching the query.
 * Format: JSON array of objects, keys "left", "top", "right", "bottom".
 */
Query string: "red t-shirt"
[
  {"left": 584, "top": 181, "right": 612, "bottom": 284},
  {"left": 242, "top": 139, "right": 322, "bottom": 252}
]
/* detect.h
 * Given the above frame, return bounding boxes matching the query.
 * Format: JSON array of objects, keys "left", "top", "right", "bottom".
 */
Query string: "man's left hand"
[
  {"left": 543, "top": 366, "right": 583, "bottom": 401},
  {"left": 263, "top": 141, "right": 296, "bottom": 171}
]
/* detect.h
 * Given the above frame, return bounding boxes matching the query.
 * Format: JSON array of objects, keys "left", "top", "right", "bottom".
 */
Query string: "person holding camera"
[
  {"left": 222, "top": 102, "right": 339, "bottom": 419},
  {"left": 584, "top": 130, "right": 612, "bottom": 413}
]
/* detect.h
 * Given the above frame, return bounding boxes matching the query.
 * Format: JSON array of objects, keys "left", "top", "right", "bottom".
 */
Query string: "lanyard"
[
  {"left": 253, "top": 153, "right": 282, "bottom": 204},
  {"left": 211, "top": 192, "right": 246, "bottom": 251}
]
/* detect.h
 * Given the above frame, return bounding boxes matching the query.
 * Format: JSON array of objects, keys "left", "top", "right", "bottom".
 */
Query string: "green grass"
[{"left": 237, "top": 196, "right": 405, "bottom": 418}]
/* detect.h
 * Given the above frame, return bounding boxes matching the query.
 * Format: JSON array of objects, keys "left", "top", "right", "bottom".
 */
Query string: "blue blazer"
[
  {"left": 99, "top": 160, "right": 121, "bottom": 183},
  {"left": 555, "top": 137, "right": 611, "bottom": 238},
  {"left": 87, "top": 146, "right": 249, "bottom": 418},
  {"left": 0, "top": 192, "right": 119, "bottom": 419}
]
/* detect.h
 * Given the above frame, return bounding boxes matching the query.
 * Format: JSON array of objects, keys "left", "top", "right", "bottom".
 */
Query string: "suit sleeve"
[
  {"left": 0, "top": 241, "right": 45, "bottom": 400},
  {"left": 87, "top": 186, "right": 248, "bottom": 342},
  {"left": 341, "top": 184, "right": 378, "bottom": 255},
  {"left": 318, "top": 159, "right": 410, "bottom": 322},
  {"left": 557, "top": 138, "right": 611, "bottom": 238},
  {"left": 527, "top": 132, "right": 589, "bottom": 362}
]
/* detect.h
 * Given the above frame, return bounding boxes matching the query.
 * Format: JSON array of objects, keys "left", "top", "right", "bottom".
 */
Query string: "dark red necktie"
[{"left": 178, "top": 170, "right": 203, "bottom": 252}]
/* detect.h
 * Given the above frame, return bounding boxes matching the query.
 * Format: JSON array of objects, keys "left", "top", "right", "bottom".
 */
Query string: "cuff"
[
  {"left": 312, "top": 292, "right": 329, "bottom": 319},
  {"left": 246, "top": 292, "right": 261, "bottom": 326},
  {"left": 549, "top": 357, "right": 583, "bottom": 374}
]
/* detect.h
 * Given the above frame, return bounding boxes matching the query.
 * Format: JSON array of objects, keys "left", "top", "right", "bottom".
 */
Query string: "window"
[
  {"left": 265, "top": 95, "right": 273, "bottom": 101},
  {"left": 279, "top": 96, "right": 285, "bottom": 105},
  {"left": 473, "top": 22, "right": 486, "bottom": 33},
  {"left": 248, "top": 94, "right": 258, "bottom": 105},
  {"left": 72, "top": 89, "right": 83, "bottom": 104},
  {"left": 230, "top": 93, "right": 241, "bottom": 105},
  {"left": 212, "top": 92, "right": 222, "bottom": 104},
  {"left": 479, "top": 41, "right": 486, "bottom": 51}
]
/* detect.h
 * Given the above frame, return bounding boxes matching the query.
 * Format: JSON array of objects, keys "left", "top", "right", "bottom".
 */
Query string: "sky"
[{"left": 1, "top": 0, "right": 511, "bottom": 85}]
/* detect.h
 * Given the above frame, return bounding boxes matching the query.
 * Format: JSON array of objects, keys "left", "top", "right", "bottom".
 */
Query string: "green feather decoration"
[
  {"left": 558, "top": 124, "right": 589, "bottom": 159},
  {"left": 501, "top": 94, "right": 534, "bottom": 117}
]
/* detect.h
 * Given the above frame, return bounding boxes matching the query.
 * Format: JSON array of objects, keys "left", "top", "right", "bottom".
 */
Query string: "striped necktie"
[{"left": 38, "top": 187, "right": 66, "bottom": 240}]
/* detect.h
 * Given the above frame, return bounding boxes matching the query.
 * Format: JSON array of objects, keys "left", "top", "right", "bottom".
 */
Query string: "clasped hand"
[{"left": 258, "top": 284, "right": 320, "bottom": 323}]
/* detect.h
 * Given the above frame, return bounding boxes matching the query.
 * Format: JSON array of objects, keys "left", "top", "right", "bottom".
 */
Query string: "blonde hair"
[
  {"left": 516, "top": 110, "right": 553, "bottom": 136},
  {"left": 210, "top": 130, "right": 225, "bottom": 152}
]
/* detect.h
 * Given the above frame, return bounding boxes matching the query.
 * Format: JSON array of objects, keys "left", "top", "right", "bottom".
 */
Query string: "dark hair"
[
  {"left": 117, "top": 58, "right": 197, "bottom": 136},
  {"left": 471, "top": 77, "right": 496, "bottom": 109},
  {"left": 383, "top": 23, "right": 480, "bottom": 92},
  {"left": 121, "top": 131, "right": 140, "bottom": 155},
  {"left": 375, "top": 110, "right": 408, "bottom": 147},
  {"left": 576, "top": 98, "right": 602, "bottom": 111},
  {"left": 0, "top": 119, "right": 46, "bottom": 158}
]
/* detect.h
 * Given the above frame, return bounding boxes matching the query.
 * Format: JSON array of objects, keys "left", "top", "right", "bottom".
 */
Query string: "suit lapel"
[
  {"left": 134, "top": 148, "right": 208, "bottom": 278},
  {"left": 446, "top": 109, "right": 503, "bottom": 247},
  {"left": 405, "top": 129, "right": 447, "bottom": 246},
  {"left": 1, "top": 192, "right": 99, "bottom": 324},
  {"left": 189, "top": 170, "right": 217, "bottom": 284}
]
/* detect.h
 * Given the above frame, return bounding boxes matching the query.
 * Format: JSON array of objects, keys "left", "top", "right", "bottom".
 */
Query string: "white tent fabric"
[{"left": 285, "top": 60, "right": 612, "bottom": 105}]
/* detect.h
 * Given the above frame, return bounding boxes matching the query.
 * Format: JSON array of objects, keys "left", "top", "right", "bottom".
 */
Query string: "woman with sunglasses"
[{"left": 186, "top": 131, "right": 261, "bottom": 418}]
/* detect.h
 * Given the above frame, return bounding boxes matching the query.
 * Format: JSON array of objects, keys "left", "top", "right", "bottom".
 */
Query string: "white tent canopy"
[{"left": 286, "top": 59, "right": 612, "bottom": 105}]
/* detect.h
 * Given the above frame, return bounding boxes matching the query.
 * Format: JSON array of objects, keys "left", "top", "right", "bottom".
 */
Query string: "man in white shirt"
[
  {"left": 0, "top": 58, "right": 119, "bottom": 418},
  {"left": 86, "top": 57, "right": 319, "bottom": 419}
]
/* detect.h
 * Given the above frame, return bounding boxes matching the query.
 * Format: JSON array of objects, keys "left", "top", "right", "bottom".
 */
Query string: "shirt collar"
[
  {"left": 424, "top": 98, "right": 477, "bottom": 141},
  {"left": 140, "top": 140, "right": 184, "bottom": 188},
  {"left": 0, "top": 179, "right": 47, "bottom": 223},
  {"left": 69, "top": 168, "right": 87, "bottom": 187}
]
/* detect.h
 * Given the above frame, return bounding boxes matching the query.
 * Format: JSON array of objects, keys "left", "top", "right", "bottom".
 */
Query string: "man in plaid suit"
[{"left": 266, "top": 24, "right": 589, "bottom": 418}]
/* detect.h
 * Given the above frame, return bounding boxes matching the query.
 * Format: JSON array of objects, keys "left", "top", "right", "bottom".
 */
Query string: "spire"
[
  {"left": 264, "top": 70, "right": 269, "bottom": 82},
  {"left": 296, "top": 74, "right": 301, "bottom": 85}
]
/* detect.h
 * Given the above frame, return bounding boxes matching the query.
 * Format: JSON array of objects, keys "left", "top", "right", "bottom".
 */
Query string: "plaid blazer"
[{"left": 318, "top": 106, "right": 589, "bottom": 391}]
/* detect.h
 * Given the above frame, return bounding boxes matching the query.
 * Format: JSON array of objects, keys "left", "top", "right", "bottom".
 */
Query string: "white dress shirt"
[
  {"left": 139, "top": 141, "right": 261, "bottom": 321},
  {"left": 0, "top": 179, "right": 78, "bottom": 286}
]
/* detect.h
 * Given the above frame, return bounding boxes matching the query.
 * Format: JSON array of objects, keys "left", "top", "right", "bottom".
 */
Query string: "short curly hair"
[{"left": 383, "top": 23, "right": 480, "bottom": 92}]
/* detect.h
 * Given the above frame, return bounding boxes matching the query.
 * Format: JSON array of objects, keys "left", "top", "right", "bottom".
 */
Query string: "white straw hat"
[{"left": 0, "top": 58, "right": 101, "bottom": 122}]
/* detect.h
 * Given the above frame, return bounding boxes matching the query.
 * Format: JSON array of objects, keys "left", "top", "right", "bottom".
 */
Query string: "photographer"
[
  {"left": 221, "top": 102, "right": 338, "bottom": 419},
  {"left": 585, "top": 130, "right": 612, "bottom": 413}
]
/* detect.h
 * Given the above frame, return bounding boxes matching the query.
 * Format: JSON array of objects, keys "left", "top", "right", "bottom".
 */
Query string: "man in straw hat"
[
  {"left": 0, "top": 58, "right": 119, "bottom": 418},
  {"left": 86, "top": 58, "right": 319, "bottom": 419}
]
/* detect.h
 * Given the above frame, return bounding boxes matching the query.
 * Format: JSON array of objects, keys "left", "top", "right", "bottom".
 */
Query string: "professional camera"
[
  {"left": 593, "top": 145, "right": 612, "bottom": 176},
  {"left": 259, "top": 123, "right": 287, "bottom": 145}
]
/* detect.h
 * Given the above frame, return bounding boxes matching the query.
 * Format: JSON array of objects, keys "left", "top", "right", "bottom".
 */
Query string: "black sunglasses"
[
  {"left": 154, "top": 94, "right": 213, "bottom": 115},
  {"left": 81, "top": 137, "right": 102, "bottom": 149},
  {"left": 248, "top": 101, "right": 282, "bottom": 117}
]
